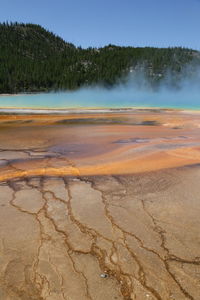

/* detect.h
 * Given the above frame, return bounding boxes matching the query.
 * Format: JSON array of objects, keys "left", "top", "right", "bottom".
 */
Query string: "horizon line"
[{"left": 0, "top": 21, "right": 199, "bottom": 52}]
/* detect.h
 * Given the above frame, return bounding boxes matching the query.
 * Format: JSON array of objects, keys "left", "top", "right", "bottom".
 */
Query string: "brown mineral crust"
[
  {"left": 0, "top": 110, "right": 200, "bottom": 299},
  {"left": 1, "top": 169, "right": 200, "bottom": 299}
]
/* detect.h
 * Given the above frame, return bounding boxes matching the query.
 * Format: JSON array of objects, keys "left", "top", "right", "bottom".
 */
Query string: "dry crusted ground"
[
  {"left": 0, "top": 110, "right": 200, "bottom": 300},
  {"left": 1, "top": 169, "right": 200, "bottom": 300}
]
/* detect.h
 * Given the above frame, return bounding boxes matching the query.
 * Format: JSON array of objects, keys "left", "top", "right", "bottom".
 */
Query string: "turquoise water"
[{"left": 0, "top": 86, "right": 200, "bottom": 110}]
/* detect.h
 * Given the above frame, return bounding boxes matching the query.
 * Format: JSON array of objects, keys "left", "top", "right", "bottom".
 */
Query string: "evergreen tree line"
[{"left": 0, "top": 22, "right": 199, "bottom": 93}]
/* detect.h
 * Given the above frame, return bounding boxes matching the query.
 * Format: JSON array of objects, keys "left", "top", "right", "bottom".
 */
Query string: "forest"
[{"left": 0, "top": 22, "right": 199, "bottom": 93}]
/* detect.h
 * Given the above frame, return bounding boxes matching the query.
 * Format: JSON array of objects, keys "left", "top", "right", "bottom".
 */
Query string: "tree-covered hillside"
[{"left": 0, "top": 22, "right": 199, "bottom": 93}]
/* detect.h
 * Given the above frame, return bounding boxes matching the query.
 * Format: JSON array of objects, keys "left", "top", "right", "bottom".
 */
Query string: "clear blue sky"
[{"left": 0, "top": 0, "right": 200, "bottom": 49}]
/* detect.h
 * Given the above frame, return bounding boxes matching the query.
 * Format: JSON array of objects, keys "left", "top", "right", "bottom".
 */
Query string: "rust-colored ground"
[
  {"left": 0, "top": 109, "right": 200, "bottom": 180},
  {"left": 0, "top": 110, "right": 200, "bottom": 299}
]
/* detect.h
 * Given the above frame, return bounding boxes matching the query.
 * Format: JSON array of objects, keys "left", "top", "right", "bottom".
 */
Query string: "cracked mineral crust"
[{"left": 1, "top": 111, "right": 200, "bottom": 299}]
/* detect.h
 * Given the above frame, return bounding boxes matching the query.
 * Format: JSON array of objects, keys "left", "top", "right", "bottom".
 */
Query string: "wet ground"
[{"left": 0, "top": 109, "right": 200, "bottom": 299}]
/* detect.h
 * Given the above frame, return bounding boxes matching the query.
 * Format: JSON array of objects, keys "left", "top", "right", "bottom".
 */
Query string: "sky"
[{"left": 0, "top": 0, "right": 200, "bottom": 49}]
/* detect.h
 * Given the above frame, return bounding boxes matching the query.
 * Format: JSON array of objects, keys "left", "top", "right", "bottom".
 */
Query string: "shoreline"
[{"left": 0, "top": 106, "right": 199, "bottom": 115}]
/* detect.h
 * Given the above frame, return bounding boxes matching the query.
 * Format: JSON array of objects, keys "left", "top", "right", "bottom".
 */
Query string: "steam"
[
  {"left": 0, "top": 61, "right": 200, "bottom": 110},
  {"left": 69, "top": 62, "right": 200, "bottom": 110}
]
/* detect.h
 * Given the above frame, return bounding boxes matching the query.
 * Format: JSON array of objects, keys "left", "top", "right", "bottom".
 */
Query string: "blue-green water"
[{"left": 0, "top": 86, "right": 200, "bottom": 110}]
